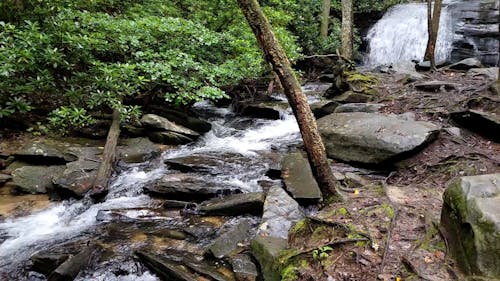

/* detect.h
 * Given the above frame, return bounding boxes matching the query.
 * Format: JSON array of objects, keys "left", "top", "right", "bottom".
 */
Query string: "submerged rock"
[
  {"left": 118, "top": 137, "right": 161, "bottom": 163},
  {"left": 281, "top": 152, "right": 322, "bottom": 203},
  {"left": 317, "top": 112, "right": 440, "bottom": 164},
  {"left": 441, "top": 173, "right": 500, "bottom": 279},
  {"left": 207, "top": 218, "right": 253, "bottom": 258},
  {"left": 12, "top": 165, "right": 65, "bottom": 194},
  {"left": 450, "top": 109, "right": 500, "bottom": 142},
  {"left": 198, "top": 192, "right": 265, "bottom": 216}
]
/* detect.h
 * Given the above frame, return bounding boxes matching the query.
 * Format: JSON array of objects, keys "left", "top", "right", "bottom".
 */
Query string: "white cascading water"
[
  {"left": 0, "top": 88, "right": 313, "bottom": 280},
  {"left": 365, "top": 2, "right": 455, "bottom": 66}
]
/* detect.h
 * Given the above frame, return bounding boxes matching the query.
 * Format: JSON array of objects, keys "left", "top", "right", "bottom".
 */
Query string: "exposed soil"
[{"left": 286, "top": 69, "right": 499, "bottom": 281}]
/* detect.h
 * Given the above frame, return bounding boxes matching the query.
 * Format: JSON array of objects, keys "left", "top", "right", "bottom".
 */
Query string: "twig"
[{"left": 379, "top": 205, "right": 399, "bottom": 274}]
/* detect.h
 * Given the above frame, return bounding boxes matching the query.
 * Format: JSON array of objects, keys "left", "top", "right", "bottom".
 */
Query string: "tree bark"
[
  {"left": 321, "top": 0, "right": 331, "bottom": 39},
  {"left": 498, "top": 1, "right": 500, "bottom": 84},
  {"left": 341, "top": 0, "right": 353, "bottom": 60},
  {"left": 425, "top": 0, "right": 442, "bottom": 70},
  {"left": 90, "top": 108, "right": 121, "bottom": 201},
  {"left": 236, "top": 0, "right": 343, "bottom": 201}
]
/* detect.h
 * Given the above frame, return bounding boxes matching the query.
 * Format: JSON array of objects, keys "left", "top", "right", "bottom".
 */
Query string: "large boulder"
[
  {"left": 441, "top": 174, "right": 500, "bottom": 280},
  {"left": 281, "top": 152, "right": 322, "bottom": 204},
  {"left": 12, "top": 165, "right": 65, "bottom": 194},
  {"left": 317, "top": 112, "right": 440, "bottom": 164},
  {"left": 53, "top": 159, "right": 99, "bottom": 198},
  {"left": 251, "top": 184, "right": 304, "bottom": 281},
  {"left": 160, "top": 109, "right": 212, "bottom": 133}
]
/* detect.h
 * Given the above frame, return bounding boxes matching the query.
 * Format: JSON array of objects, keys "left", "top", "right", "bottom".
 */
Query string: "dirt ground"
[{"left": 286, "top": 69, "right": 499, "bottom": 281}]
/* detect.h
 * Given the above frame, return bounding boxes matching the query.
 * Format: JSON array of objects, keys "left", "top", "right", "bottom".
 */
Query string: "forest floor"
[{"left": 289, "top": 68, "right": 499, "bottom": 281}]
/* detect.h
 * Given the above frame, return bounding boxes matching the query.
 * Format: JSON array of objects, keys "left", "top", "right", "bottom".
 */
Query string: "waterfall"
[{"left": 365, "top": 2, "right": 455, "bottom": 66}]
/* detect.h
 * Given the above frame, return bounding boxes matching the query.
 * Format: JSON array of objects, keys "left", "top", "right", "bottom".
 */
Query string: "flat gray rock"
[
  {"left": 334, "top": 103, "right": 385, "bottom": 113},
  {"left": 198, "top": 192, "right": 265, "bottom": 216},
  {"left": 228, "top": 254, "right": 258, "bottom": 281},
  {"left": 12, "top": 165, "right": 66, "bottom": 194},
  {"left": 207, "top": 218, "right": 253, "bottom": 258},
  {"left": 441, "top": 173, "right": 500, "bottom": 279},
  {"left": 53, "top": 160, "right": 99, "bottom": 198},
  {"left": 281, "top": 152, "right": 322, "bottom": 203},
  {"left": 468, "top": 67, "right": 498, "bottom": 80},
  {"left": 451, "top": 109, "right": 500, "bottom": 142},
  {"left": 448, "top": 57, "right": 483, "bottom": 71},
  {"left": 14, "top": 141, "right": 77, "bottom": 164},
  {"left": 317, "top": 112, "right": 440, "bottom": 164},
  {"left": 415, "top": 80, "right": 460, "bottom": 91}
]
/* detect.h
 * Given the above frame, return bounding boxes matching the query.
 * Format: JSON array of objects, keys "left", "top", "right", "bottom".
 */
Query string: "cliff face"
[{"left": 449, "top": 0, "right": 499, "bottom": 66}]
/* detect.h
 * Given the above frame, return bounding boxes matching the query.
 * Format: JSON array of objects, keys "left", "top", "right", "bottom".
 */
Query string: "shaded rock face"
[
  {"left": 228, "top": 254, "right": 258, "bottom": 281},
  {"left": 281, "top": 152, "right": 322, "bottom": 203},
  {"left": 14, "top": 141, "right": 77, "bottom": 165},
  {"left": 207, "top": 218, "right": 254, "bottom": 258},
  {"left": 233, "top": 99, "right": 287, "bottom": 120},
  {"left": 53, "top": 159, "right": 99, "bottom": 199},
  {"left": 118, "top": 137, "right": 160, "bottom": 164},
  {"left": 317, "top": 112, "right": 440, "bottom": 164},
  {"left": 448, "top": 57, "right": 483, "bottom": 70},
  {"left": 441, "top": 174, "right": 500, "bottom": 279},
  {"left": 451, "top": 109, "right": 500, "bottom": 143},
  {"left": 198, "top": 192, "right": 265, "bottom": 216},
  {"left": 448, "top": 0, "right": 499, "bottom": 66}
]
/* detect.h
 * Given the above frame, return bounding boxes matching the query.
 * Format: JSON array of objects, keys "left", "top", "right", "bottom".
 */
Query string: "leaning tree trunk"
[
  {"left": 341, "top": 0, "right": 354, "bottom": 60},
  {"left": 425, "top": 0, "right": 442, "bottom": 70},
  {"left": 236, "top": 0, "right": 343, "bottom": 201},
  {"left": 90, "top": 108, "right": 121, "bottom": 201},
  {"left": 321, "top": 0, "right": 331, "bottom": 39},
  {"left": 497, "top": 2, "right": 500, "bottom": 85}
]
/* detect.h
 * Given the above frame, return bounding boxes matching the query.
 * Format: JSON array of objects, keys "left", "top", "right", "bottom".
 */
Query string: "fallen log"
[{"left": 90, "top": 108, "right": 121, "bottom": 201}]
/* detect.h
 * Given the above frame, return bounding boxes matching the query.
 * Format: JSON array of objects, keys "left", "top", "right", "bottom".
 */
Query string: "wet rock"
[
  {"left": 333, "top": 91, "right": 372, "bottom": 103},
  {"left": 118, "top": 137, "right": 160, "bottom": 163},
  {"left": 12, "top": 165, "right": 65, "bottom": 194},
  {"left": 229, "top": 254, "right": 259, "bottom": 281},
  {"left": 441, "top": 173, "right": 500, "bottom": 279},
  {"left": 198, "top": 192, "right": 265, "bottom": 216},
  {"left": 414, "top": 80, "right": 460, "bottom": 91},
  {"left": 162, "top": 250, "right": 233, "bottom": 281},
  {"left": 448, "top": 57, "right": 483, "bottom": 70},
  {"left": 53, "top": 160, "right": 99, "bottom": 198},
  {"left": 311, "top": 101, "right": 341, "bottom": 119},
  {"left": 31, "top": 252, "right": 69, "bottom": 276},
  {"left": 162, "top": 200, "right": 197, "bottom": 209},
  {"left": 468, "top": 67, "right": 498, "bottom": 80},
  {"left": 141, "top": 114, "right": 200, "bottom": 138},
  {"left": 208, "top": 218, "right": 253, "bottom": 258},
  {"left": 165, "top": 153, "right": 249, "bottom": 175},
  {"left": 48, "top": 245, "right": 100, "bottom": 281},
  {"left": 334, "top": 103, "right": 385, "bottom": 113},
  {"left": 317, "top": 112, "right": 440, "bottom": 164},
  {"left": 233, "top": 99, "right": 287, "bottom": 120},
  {"left": 14, "top": 141, "right": 77, "bottom": 165},
  {"left": 148, "top": 131, "right": 195, "bottom": 145},
  {"left": 135, "top": 251, "right": 199, "bottom": 281},
  {"left": 146, "top": 173, "right": 242, "bottom": 201},
  {"left": 281, "top": 152, "right": 322, "bottom": 204},
  {"left": 450, "top": 109, "right": 500, "bottom": 142}
]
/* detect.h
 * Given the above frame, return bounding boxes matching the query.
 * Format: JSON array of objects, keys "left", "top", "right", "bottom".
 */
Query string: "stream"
[{"left": 0, "top": 89, "right": 326, "bottom": 280}]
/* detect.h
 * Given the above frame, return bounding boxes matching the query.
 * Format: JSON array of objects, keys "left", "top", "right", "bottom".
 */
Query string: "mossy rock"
[
  {"left": 441, "top": 173, "right": 500, "bottom": 280},
  {"left": 345, "top": 71, "right": 379, "bottom": 96}
]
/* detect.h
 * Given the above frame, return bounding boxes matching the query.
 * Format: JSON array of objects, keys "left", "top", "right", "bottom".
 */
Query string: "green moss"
[
  {"left": 338, "top": 207, "right": 349, "bottom": 216},
  {"left": 281, "top": 264, "right": 298, "bottom": 281},
  {"left": 289, "top": 219, "right": 309, "bottom": 235},
  {"left": 311, "top": 226, "right": 329, "bottom": 242},
  {"left": 381, "top": 203, "right": 395, "bottom": 219}
]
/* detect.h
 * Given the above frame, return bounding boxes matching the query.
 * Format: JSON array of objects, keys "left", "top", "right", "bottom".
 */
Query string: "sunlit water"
[
  {"left": 0, "top": 88, "right": 323, "bottom": 279},
  {"left": 366, "top": 2, "right": 454, "bottom": 66}
]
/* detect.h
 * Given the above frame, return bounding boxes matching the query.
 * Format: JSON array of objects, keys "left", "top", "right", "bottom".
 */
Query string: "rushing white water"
[
  {"left": 366, "top": 2, "right": 454, "bottom": 66},
  {"left": 0, "top": 92, "right": 313, "bottom": 279}
]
